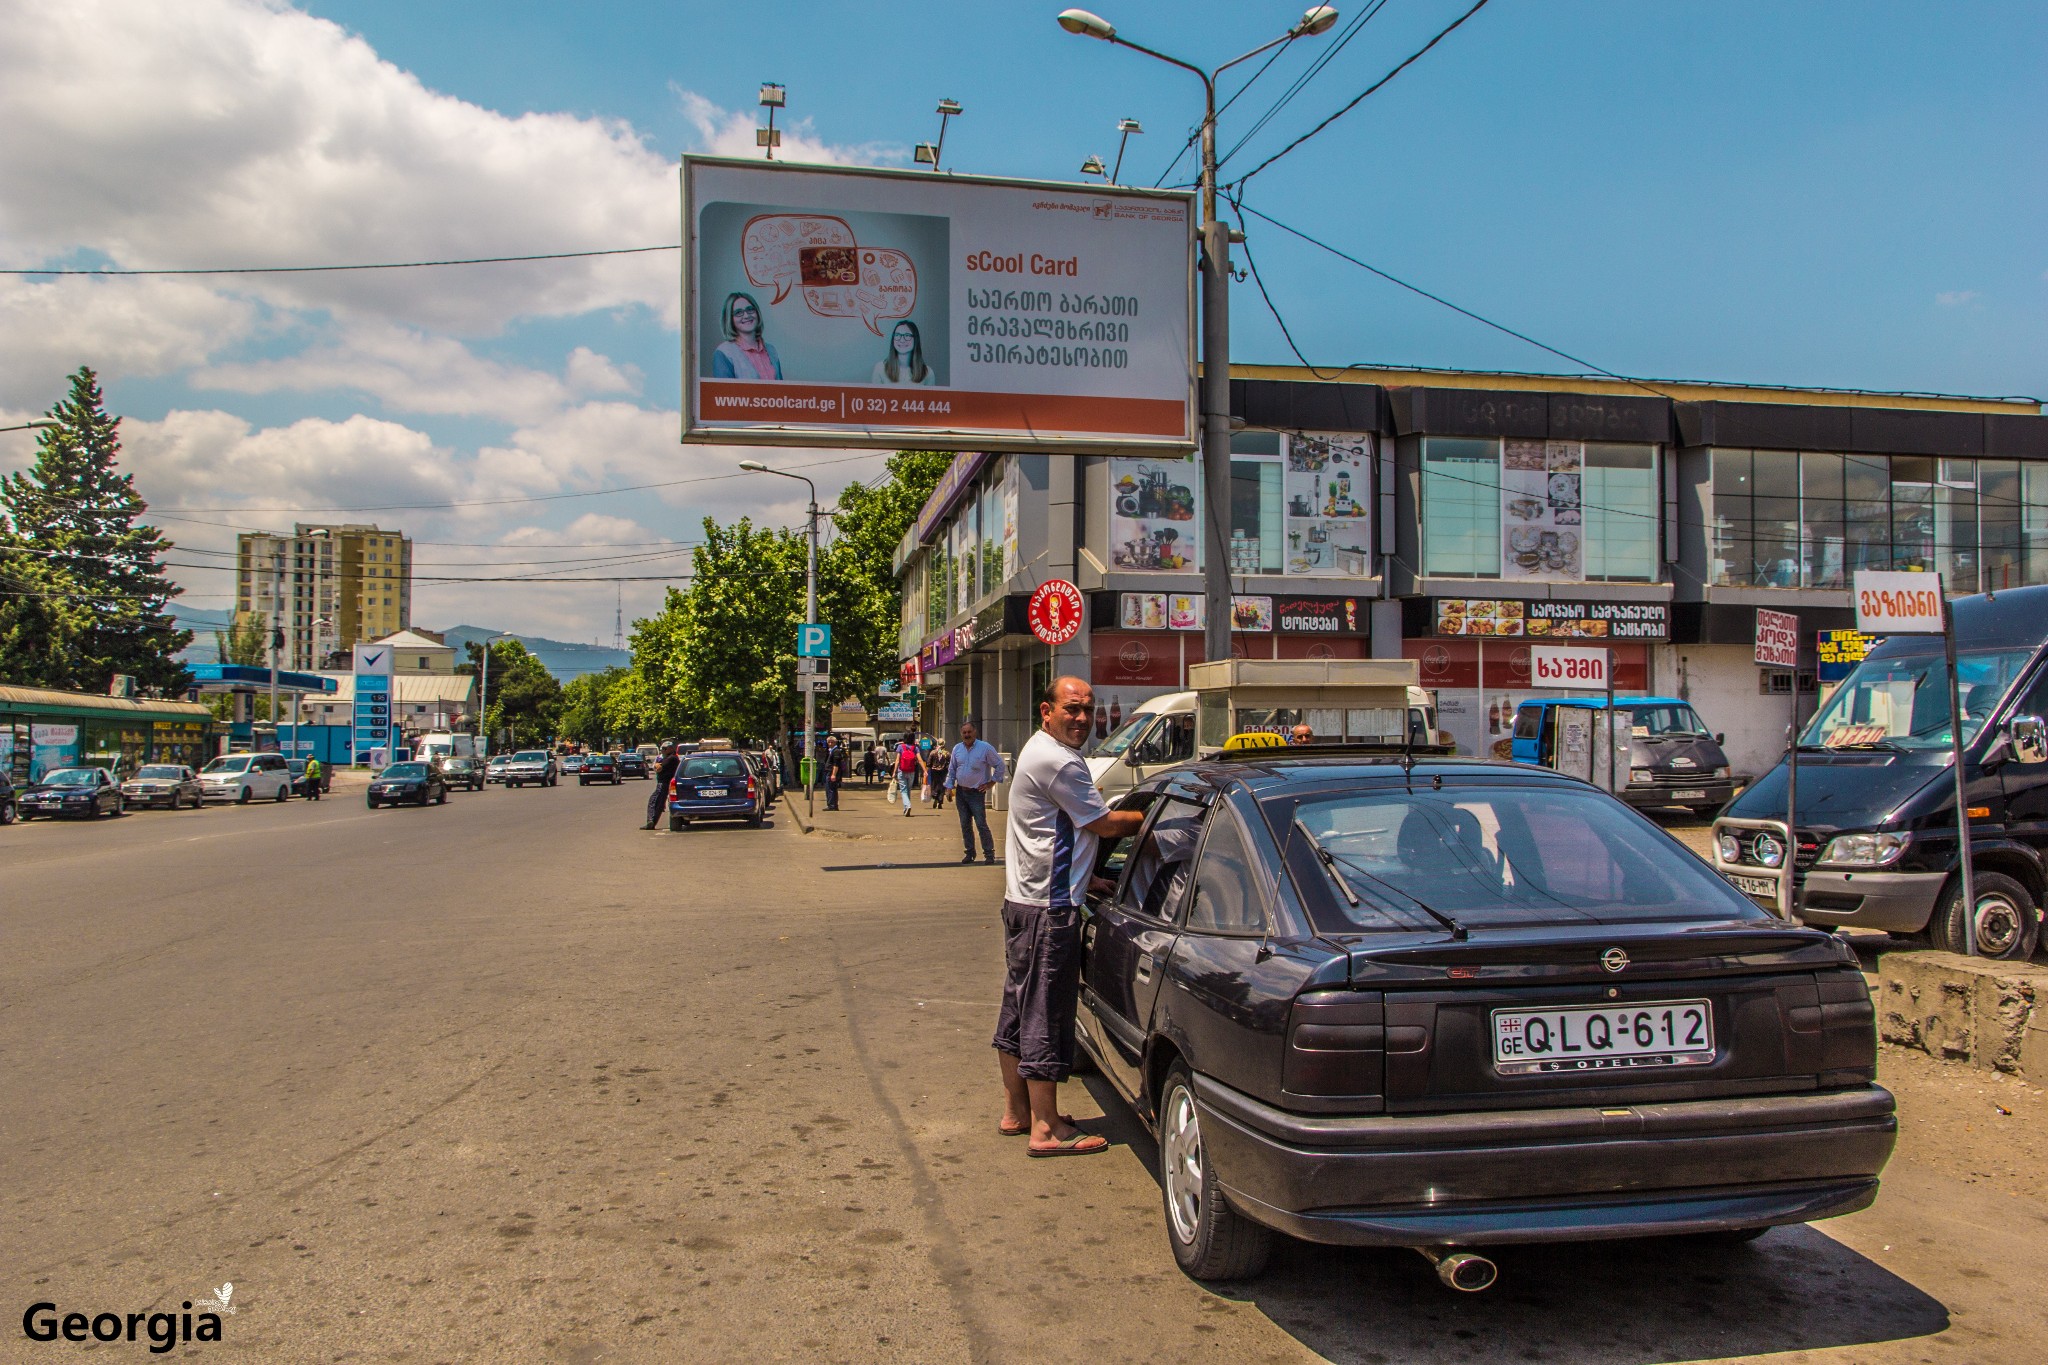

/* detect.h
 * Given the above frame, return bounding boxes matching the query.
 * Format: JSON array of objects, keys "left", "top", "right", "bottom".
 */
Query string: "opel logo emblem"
[{"left": 1601, "top": 947, "right": 1630, "bottom": 974}]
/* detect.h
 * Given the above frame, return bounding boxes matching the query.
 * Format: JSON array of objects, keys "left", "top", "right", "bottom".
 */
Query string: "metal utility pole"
[
  {"left": 739, "top": 462, "right": 822, "bottom": 820},
  {"left": 1058, "top": 6, "right": 1340, "bottom": 669},
  {"left": 1941, "top": 582, "right": 1977, "bottom": 954},
  {"left": 268, "top": 544, "right": 283, "bottom": 746}
]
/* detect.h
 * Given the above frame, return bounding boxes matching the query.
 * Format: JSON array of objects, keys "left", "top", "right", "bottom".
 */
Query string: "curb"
[
  {"left": 780, "top": 789, "right": 813, "bottom": 834},
  {"left": 1879, "top": 949, "right": 2048, "bottom": 1077}
]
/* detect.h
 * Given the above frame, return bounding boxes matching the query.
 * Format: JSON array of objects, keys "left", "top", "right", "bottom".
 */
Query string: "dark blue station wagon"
[{"left": 1077, "top": 755, "right": 1895, "bottom": 1287}]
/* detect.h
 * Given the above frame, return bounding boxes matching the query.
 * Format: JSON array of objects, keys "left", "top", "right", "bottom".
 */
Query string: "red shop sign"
[{"left": 1027, "top": 579, "right": 1085, "bottom": 645}]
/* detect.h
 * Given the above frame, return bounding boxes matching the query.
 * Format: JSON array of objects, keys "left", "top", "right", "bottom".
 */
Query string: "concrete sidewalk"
[{"left": 783, "top": 779, "right": 1008, "bottom": 864}]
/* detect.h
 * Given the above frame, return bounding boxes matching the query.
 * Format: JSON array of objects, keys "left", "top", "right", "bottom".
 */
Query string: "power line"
[
  {"left": 1, "top": 245, "right": 680, "bottom": 278},
  {"left": 1219, "top": 0, "right": 1394, "bottom": 167},
  {"left": 1229, "top": 0, "right": 1494, "bottom": 190}
]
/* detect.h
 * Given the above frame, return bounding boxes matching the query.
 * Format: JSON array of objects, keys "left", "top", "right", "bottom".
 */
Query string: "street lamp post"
[
  {"left": 1058, "top": 6, "right": 1338, "bottom": 667},
  {"left": 1, "top": 419, "right": 61, "bottom": 434},
  {"left": 739, "top": 460, "right": 821, "bottom": 821}
]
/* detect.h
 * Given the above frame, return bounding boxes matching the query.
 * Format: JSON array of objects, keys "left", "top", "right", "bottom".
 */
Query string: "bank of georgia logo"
[{"left": 203, "top": 1283, "right": 235, "bottom": 1315}]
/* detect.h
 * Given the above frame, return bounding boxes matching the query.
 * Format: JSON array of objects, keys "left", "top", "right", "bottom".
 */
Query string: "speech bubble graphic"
[
  {"left": 741, "top": 213, "right": 855, "bottom": 304},
  {"left": 801, "top": 247, "right": 918, "bottom": 336}
]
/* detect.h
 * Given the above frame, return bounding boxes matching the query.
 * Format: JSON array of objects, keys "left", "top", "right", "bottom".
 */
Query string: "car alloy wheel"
[
  {"left": 237, "top": 785, "right": 251, "bottom": 804},
  {"left": 1937, "top": 871, "right": 2040, "bottom": 960},
  {"left": 1158, "top": 1065, "right": 1273, "bottom": 1281}
]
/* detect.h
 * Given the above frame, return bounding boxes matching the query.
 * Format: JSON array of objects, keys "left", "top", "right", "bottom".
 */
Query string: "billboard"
[{"left": 682, "top": 157, "right": 1196, "bottom": 452}]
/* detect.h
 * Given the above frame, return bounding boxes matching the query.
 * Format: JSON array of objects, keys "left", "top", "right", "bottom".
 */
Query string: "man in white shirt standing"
[
  {"left": 993, "top": 677, "right": 1146, "bottom": 1156},
  {"left": 946, "top": 720, "right": 1006, "bottom": 864}
]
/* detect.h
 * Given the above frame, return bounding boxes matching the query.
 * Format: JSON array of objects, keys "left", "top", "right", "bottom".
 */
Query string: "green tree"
[
  {"left": 214, "top": 610, "right": 269, "bottom": 667},
  {"left": 0, "top": 367, "right": 190, "bottom": 693},
  {"left": 818, "top": 449, "right": 952, "bottom": 710},
  {"left": 462, "top": 638, "right": 561, "bottom": 748},
  {"left": 0, "top": 546, "right": 94, "bottom": 688},
  {"left": 557, "top": 666, "right": 634, "bottom": 748}
]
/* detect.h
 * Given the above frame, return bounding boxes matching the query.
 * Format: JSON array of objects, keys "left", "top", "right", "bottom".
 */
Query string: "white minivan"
[
  {"left": 199, "top": 752, "right": 295, "bottom": 804},
  {"left": 414, "top": 732, "right": 477, "bottom": 765}
]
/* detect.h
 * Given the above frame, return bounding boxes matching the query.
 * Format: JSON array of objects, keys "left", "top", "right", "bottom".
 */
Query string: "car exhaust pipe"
[{"left": 1413, "top": 1246, "right": 1497, "bottom": 1292}]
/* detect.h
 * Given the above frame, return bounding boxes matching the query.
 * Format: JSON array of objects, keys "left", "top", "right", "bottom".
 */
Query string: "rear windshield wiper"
[{"left": 1293, "top": 820, "right": 1469, "bottom": 941}]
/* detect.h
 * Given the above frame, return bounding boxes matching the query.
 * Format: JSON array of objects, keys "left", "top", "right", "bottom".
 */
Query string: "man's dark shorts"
[{"left": 991, "top": 899, "right": 1083, "bottom": 1082}]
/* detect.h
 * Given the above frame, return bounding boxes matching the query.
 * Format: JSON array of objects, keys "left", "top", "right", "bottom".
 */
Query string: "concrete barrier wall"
[{"left": 1878, "top": 950, "right": 2048, "bottom": 1077}]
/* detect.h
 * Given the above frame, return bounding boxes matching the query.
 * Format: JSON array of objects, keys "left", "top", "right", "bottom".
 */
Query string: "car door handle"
[
  {"left": 1084, "top": 923, "right": 1097, "bottom": 949},
  {"left": 1135, "top": 954, "right": 1154, "bottom": 983}
]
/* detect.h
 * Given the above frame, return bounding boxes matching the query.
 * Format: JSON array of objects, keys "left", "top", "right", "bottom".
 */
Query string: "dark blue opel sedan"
[
  {"left": 1077, "top": 755, "right": 1895, "bottom": 1289},
  {"left": 667, "top": 752, "right": 763, "bottom": 829}
]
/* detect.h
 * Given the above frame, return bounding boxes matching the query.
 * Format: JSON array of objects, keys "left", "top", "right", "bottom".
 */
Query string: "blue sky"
[{"left": 1, "top": 0, "right": 2041, "bottom": 639}]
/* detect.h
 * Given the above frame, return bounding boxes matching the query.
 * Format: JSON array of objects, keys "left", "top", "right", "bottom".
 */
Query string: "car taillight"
[
  {"left": 746, "top": 775, "right": 757, "bottom": 798},
  {"left": 1283, "top": 990, "right": 1385, "bottom": 1108}
]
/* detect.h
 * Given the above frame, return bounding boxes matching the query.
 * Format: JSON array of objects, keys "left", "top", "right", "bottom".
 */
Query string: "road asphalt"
[{"left": 3, "top": 776, "right": 2042, "bottom": 1362}]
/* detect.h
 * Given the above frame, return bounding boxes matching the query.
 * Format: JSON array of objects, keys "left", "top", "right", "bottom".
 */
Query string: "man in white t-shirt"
[{"left": 993, "top": 676, "right": 1146, "bottom": 1156}]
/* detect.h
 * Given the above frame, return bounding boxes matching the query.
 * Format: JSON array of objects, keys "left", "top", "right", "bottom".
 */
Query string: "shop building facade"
[
  {"left": 0, "top": 685, "right": 217, "bottom": 782},
  {"left": 894, "top": 366, "right": 2045, "bottom": 776}
]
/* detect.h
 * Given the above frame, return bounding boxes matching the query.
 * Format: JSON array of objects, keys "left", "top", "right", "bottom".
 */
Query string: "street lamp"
[
  {"left": 758, "top": 83, "right": 785, "bottom": 159},
  {"left": 1, "top": 419, "right": 60, "bottom": 433},
  {"left": 915, "top": 97, "right": 964, "bottom": 172},
  {"left": 1079, "top": 154, "right": 1108, "bottom": 179},
  {"left": 1058, "top": 5, "right": 1339, "bottom": 667},
  {"left": 1110, "top": 117, "right": 1144, "bottom": 184},
  {"left": 738, "top": 459, "right": 822, "bottom": 821}
]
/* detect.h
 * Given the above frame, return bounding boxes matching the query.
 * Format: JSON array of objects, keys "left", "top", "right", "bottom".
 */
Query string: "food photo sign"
[
  {"left": 1500, "top": 440, "right": 1583, "bottom": 581},
  {"left": 683, "top": 158, "right": 1196, "bottom": 451}
]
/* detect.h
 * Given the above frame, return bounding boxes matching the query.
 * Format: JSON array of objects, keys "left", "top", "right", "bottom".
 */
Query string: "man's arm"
[{"left": 1084, "top": 808, "right": 1147, "bottom": 838}]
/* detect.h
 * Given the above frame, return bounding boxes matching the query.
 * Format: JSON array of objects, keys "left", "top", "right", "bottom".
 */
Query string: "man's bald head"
[{"left": 1039, "top": 675, "right": 1096, "bottom": 749}]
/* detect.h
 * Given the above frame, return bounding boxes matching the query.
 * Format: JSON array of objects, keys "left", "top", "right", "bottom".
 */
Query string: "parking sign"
[{"left": 797, "top": 623, "right": 832, "bottom": 657}]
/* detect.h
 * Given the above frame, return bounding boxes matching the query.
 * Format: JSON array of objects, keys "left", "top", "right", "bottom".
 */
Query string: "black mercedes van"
[{"left": 1712, "top": 584, "right": 2048, "bottom": 958}]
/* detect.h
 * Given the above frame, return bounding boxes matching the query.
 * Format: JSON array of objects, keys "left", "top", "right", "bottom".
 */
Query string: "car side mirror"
[
  {"left": 2011, "top": 715, "right": 2048, "bottom": 766},
  {"left": 1715, "top": 733, "right": 1725, "bottom": 746}
]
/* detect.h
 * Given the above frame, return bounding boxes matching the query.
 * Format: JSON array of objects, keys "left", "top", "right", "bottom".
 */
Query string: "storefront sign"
[
  {"left": 1108, "top": 457, "right": 1199, "bottom": 570},
  {"left": 1273, "top": 596, "right": 1367, "bottom": 635},
  {"left": 1116, "top": 591, "right": 1205, "bottom": 631},
  {"left": 1282, "top": 432, "right": 1373, "bottom": 578},
  {"left": 1028, "top": 579, "right": 1085, "bottom": 645},
  {"left": 1853, "top": 570, "right": 1943, "bottom": 634},
  {"left": 1228, "top": 595, "right": 1273, "bottom": 633},
  {"left": 918, "top": 633, "right": 959, "bottom": 674},
  {"left": 877, "top": 703, "right": 916, "bottom": 722},
  {"left": 1531, "top": 645, "right": 1610, "bottom": 690},
  {"left": 1754, "top": 608, "right": 1800, "bottom": 669},
  {"left": 1434, "top": 598, "right": 1668, "bottom": 641},
  {"left": 684, "top": 158, "right": 1197, "bottom": 452},
  {"left": 1090, "top": 633, "right": 1184, "bottom": 688},
  {"left": 1816, "top": 628, "right": 1872, "bottom": 683}
]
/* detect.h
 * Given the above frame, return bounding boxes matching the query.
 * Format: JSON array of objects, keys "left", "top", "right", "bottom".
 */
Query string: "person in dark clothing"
[
  {"left": 644, "top": 742, "right": 679, "bottom": 829},
  {"left": 824, "top": 737, "right": 846, "bottom": 811}
]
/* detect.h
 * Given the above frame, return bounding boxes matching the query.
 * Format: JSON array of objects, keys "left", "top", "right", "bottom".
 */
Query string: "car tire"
[
  {"left": 1933, "top": 871, "right": 2040, "bottom": 960},
  {"left": 1157, "top": 1063, "right": 1274, "bottom": 1282},
  {"left": 237, "top": 785, "right": 252, "bottom": 805},
  {"left": 747, "top": 812, "right": 763, "bottom": 827},
  {"left": 367, "top": 797, "right": 379, "bottom": 809},
  {"left": 276, "top": 783, "right": 289, "bottom": 802},
  {"left": 669, "top": 816, "right": 686, "bottom": 831},
  {"left": 0, "top": 802, "right": 13, "bottom": 825}
]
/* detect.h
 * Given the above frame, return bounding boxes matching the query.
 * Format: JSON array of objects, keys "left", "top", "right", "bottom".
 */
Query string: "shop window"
[
  {"left": 1422, "top": 438, "right": 1501, "bottom": 578},
  {"left": 1582, "top": 444, "right": 1657, "bottom": 582},
  {"left": 1228, "top": 458, "right": 1283, "bottom": 573}
]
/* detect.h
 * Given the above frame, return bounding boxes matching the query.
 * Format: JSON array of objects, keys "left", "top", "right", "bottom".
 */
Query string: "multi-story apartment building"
[{"left": 235, "top": 523, "right": 413, "bottom": 672}]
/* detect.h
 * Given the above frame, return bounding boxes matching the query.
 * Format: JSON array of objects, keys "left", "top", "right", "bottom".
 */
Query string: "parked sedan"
[
  {"left": 578, "top": 752, "right": 620, "bottom": 785},
  {"left": 1077, "top": 756, "right": 1894, "bottom": 1289},
  {"left": 18, "top": 766, "right": 125, "bottom": 819},
  {"left": 562, "top": 754, "right": 588, "bottom": 776},
  {"left": 18, "top": 765, "right": 124, "bottom": 818},
  {"left": 666, "top": 752, "right": 763, "bottom": 829},
  {"left": 440, "top": 756, "right": 485, "bottom": 791},
  {"left": 615, "top": 750, "right": 648, "bottom": 779},
  {"left": 121, "top": 763, "right": 204, "bottom": 809},
  {"left": 366, "top": 762, "right": 447, "bottom": 808}
]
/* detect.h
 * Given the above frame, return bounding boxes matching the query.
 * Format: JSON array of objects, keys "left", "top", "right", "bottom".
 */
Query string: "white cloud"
[
  {"left": 1935, "top": 290, "right": 1980, "bottom": 307},
  {"left": 0, "top": 277, "right": 257, "bottom": 408}
]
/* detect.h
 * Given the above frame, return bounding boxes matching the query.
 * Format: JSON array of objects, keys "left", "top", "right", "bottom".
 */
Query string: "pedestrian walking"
[
  {"left": 892, "top": 736, "right": 919, "bottom": 815},
  {"left": 303, "top": 755, "right": 323, "bottom": 800},
  {"left": 823, "top": 736, "right": 845, "bottom": 811},
  {"left": 925, "top": 739, "right": 951, "bottom": 809},
  {"left": 859, "top": 746, "right": 875, "bottom": 788},
  {"left": 993, "top": 677, "right": 1146, "bottom": 1157},
  {"left": 947, "top": 721, "right": 1004, "bottom": 864},
  {"left": 644, "top": 742, "right": 678, "bottom": 830}
]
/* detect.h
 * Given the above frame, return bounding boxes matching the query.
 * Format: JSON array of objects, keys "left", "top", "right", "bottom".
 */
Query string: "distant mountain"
[
  {"left": 173, "top": 607, "right": 238, "bottom": 665},
  {"left": 440, "top": 624, "right": 631, "bottom": 680}
]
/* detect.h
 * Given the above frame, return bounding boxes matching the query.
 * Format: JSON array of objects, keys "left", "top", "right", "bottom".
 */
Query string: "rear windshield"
[
  {"left": 681, "top": 756, "right": 747, "bottom": 779},
  {"left": 1287, "top": 784, "right": 1761, "bottom": 932}
]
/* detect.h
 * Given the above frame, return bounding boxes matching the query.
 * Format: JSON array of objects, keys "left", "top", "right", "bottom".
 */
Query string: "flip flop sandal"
[
  {"left": 998, "top": 1114, "right": 1076, "bottom": 1137},
  {"left": 1027, "top": 1132, "right": 1109, "bottom": 1158}
]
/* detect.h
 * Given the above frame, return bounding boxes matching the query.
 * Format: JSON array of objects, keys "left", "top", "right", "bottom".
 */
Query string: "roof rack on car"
[{"left": 1207, "top": 740, "right": 1457, "bottom": 764}]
